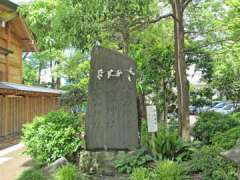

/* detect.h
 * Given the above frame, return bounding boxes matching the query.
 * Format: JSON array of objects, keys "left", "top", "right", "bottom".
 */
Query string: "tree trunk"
[
  {"left": 56, "top": 77, "right": 61, "bottom": 89},
  {"left": 163, "top": 80, "right": 168, "bottom": 123},
  {"left": 171, "top": 0, "right": 190, "bottom": 141},
  {"left": 138, "top": 91, "right": 146, "bottom": 120},
  {"left": 55, "top": 61, "right": 61, "bottom": 89},
  {"left": 50, "top": 60, "right": 55, "bottom": 88},
  {"left": 122, "top": 31, "right": 130, "bottom": 55},
  {"left": 38, "top": 66, "right": 42, "bottom": 85}
]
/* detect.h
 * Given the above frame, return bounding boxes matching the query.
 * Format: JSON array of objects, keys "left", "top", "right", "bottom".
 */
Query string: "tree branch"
[
  {"left": 183, "top": 0, "right": 192, "bottom": 10},
  {"left": 148, "top": 13, "right": 173, "bottom": 24},
  {"left": 130, "top": 13, "right": 174, "bottom": 32},
  {"left": 23, "top": 52, "right": 29, "bottom": 60}
]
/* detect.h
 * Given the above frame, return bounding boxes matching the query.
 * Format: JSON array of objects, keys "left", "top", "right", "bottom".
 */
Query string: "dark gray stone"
[
  {"left": 43, "top": 157, "right": 68, "bottom": 174},
  {"left": 86, "top": 47, "right": 139, "bottom": 150},
  {"left": 90, "top": 174, "right": 128, "bottom": 180},
  {"left": 221, "top": 145, "right": 240, "bottom": 180},
  {"left": 221, "top": 145, "right": 240, "bottom": 166}
]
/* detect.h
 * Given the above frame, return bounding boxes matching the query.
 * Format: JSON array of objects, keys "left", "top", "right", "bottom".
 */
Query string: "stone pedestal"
[{"left": 89, "top": 151, "right": 127, "bottom": 180}]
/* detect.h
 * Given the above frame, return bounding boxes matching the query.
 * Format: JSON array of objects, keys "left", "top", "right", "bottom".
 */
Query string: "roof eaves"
[
  {"left": 0, "top": 82, "right": 64, "bottom": 95},
  {"left": 19, "top": 15, "right": 38, "bottom": 52},
  {"left": 1, "top": 0, "right": 18, "bottom": 10}
]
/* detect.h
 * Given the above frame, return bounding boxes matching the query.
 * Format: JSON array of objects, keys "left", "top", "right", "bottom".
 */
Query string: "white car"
[
  {"left": 210, "top": 102, "right": 228, "bottom": 112},
  {"left": 214, "top": 104, "right": 236, "bottom": 115}
]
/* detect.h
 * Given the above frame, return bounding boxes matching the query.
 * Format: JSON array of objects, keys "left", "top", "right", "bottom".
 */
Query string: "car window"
[
  {"left": 223, "top": 104, "right": 234, "bottom": 110},
  {"left": 212, "top": 102, "right": 220, "bottom": 107},
  {"left": 214, "top": 103, "right": 225, "bottom": 108}
]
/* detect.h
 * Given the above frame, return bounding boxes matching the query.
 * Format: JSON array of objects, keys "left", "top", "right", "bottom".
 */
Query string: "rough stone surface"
[
  {"left": 221, "top": 145, "right": 240, "bottom": 179},
  {"left": 221, "top": 145, "right": 240, "bottom": 166},
  {"left": 43, "top": 157, "right": 68, "bottom": 174},
  {"left": 91, "top": 174, "right": 128, "bottom": 180},
  {"left": 86, "top": 47, "right": 139, "bottom": 150},
  {"left": 95, "top": 152, "right": 116, "bottom": 176}
]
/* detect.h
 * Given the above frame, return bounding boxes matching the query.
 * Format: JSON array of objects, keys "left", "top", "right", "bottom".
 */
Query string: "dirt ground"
[{"left": 0, "top": 144, "right": 32, "bottom": 180}]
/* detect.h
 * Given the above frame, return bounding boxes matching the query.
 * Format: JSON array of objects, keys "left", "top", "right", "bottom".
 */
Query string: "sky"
[{"left": 11, "top": 0, "right": 32, "bottom": 5}]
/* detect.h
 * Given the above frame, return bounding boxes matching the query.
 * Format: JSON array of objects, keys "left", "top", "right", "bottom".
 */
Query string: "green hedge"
[
  {"left": 22, "top": 110, "right": 83, "bottom": 164},
  {"left": 212, "top": 125, "right": 240, "bottom": 150},
  {"left": 192, "top": 112, "right": 240, "bottom": 144}
]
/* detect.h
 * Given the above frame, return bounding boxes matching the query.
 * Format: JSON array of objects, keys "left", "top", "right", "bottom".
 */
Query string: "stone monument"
[{"left": 86, "top": 46, "right": 139, "bottom": 150}]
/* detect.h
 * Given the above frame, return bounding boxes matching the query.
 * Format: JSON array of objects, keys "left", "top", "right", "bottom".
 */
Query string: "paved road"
[{"left": 0, "top": 144, "right": 32, "bottom": 180}]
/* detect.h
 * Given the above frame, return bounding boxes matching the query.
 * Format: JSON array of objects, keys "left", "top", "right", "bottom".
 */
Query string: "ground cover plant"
[
  {"left": 129, "top": 160, "right": 187, "bottom": 180},
  {"left": 17, "top": 167, "right": 45, "bottom": 180},
  {"left": 114, "top": 148, "right": 154, "bottom": 174},
  {"left": 54, "top": 164, "right": 84, "bottom": 180},
  {"left": 189, "top": 145, "right": 237, "bottom": 180},
  {"left": 129, "top": 167, "right": 151, "bottom": 180}
]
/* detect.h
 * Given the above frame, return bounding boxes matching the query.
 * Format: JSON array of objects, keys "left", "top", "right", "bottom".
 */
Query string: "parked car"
[
  {"left": 199, "top": 101, "right": 222, "bottom": 113},
  {"left": 198, "top": 106, "right": 210, "bottom": 113},
  {"left": 215, "top": 103, "right": 240, "bottom": 114},
  {"left": 210, "top": 102, "right": 228, "bottom": 112}
]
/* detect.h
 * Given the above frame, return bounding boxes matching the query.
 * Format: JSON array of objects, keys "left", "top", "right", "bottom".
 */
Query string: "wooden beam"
[
  {"left": 18, "top": 16, "right": 37, "bottom": 52},
  {"left": 0, "top": 46, "right": 13, "bottom": 56},
  {"left": 0, "top": 88, "right": 61, "bottom": 97}
]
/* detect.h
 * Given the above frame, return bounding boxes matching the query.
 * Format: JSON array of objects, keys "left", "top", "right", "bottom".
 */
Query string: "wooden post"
[
  {"left": 41, "top": 96, "right": 44, "bottom": 115},
  {"left": 5, "top": 23, "right": 11, "bottom": 82},
  {"left": 4, "top": 96, "right": 8, "bottom": 136},
  {"left": 25, "top": 96, "right": 29, "bottom": 123}
]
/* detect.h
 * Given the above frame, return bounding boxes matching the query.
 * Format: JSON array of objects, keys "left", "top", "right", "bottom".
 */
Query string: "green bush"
[
  {"left": 192, "top": 112, "right": 240, "bottom": 144},
  {"left": 148, "top": 123, "right": 184, "bottom": 160},
  {"left": 154, "top": 160, "right": 186, "bottom": 180},
  {"left": 55, "top": 164, "right": 83, "bottom": 180},
  {"left": 114, "top": 148, "right": 154, "bottom": 174},
  {"left": 17, "top": 167, "right": 45, "bottom": 180},
  {"left": 212, "top": 126, "right": 240, "bottom": 150},
  {"left": 231, "top": 112, "right": 240, "bottom": 120},
  {"left": 129, "top": 167, "right": 151, "bottom": 180},
  {"left": 140, "top": 119, "right": 150, "bottom": 146},
  {"left": 189, "top": 146, "right": 237, "bottom": 180},
  {"left": 22, "top": 110, "right": 83, "bottom": 164}
]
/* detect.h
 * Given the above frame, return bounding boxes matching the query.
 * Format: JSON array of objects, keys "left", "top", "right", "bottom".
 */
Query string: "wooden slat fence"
[{"left": 0, "top": 95, "right": 59, "bottom": 139}]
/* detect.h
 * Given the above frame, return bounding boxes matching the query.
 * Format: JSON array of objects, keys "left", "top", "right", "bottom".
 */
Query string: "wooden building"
[
  {"left": 0, "top": 1, "right": 62, "bottom": 142},
  {"left": 0, "top": 0, "right": 36, "bottom": 83}
]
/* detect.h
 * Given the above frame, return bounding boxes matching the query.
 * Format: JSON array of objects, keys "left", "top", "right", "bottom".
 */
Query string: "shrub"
[
  {"left": 189, "top": 145, "right": 237, "bottom": 180},
  {"left": 148, "top": 123, "right": 184, "bottom": 160},
  {"left": 212, "top": 126, "right": 240, "bottom": 150},
  {"left": 231, "top": 112, "right": 240, "bottom": 120},
  {"left": 114, "top": 148, "right": 154, "bottom": 174},
  {"left": 154, "top": 160, "right": 186, "bottom": 180},
  {"left": 129, "top": 167, "right": 151, "bottom": 180},
  {"left": 192, "top": 112, "right": 240, "bottom": 144},
  {"left": 140, "top": 119, "right": 150, "bottom": 146},
  {"left": 22, "top": 110, "right": 83, "bottom": 164},
  {"left": 54, "top": 164, "right": 83, "bottom": 180},
  {"left": 17, "top": 167, "right": 45, "bottom": 180}
]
